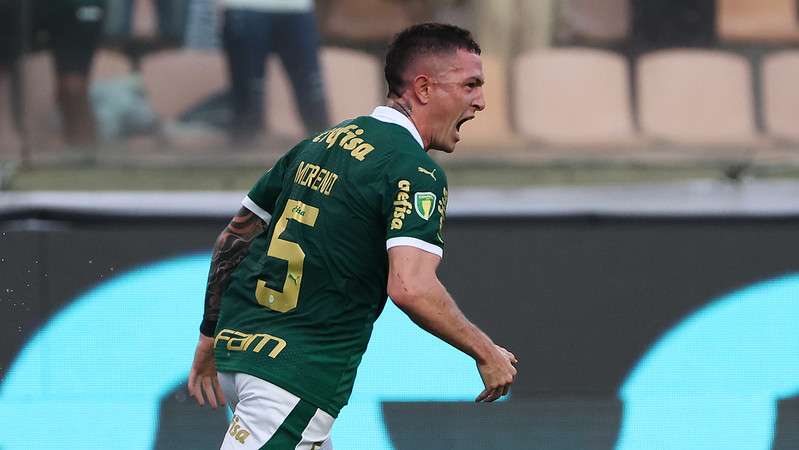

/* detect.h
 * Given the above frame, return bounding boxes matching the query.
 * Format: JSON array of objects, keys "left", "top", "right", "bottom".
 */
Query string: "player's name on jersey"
[
  {"left": 214, "top": 328, "right": 287, "bottom": 359},
  {"left": 312, "top": 124, "right": 376, "bottom": 162},
  {"left": 294, "top": 161, "right": 340, "bottom": 196}
]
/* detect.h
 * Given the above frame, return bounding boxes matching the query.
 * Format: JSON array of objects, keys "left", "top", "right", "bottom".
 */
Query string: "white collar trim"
[{"left": 370, "top": 106, "right": 424, "bottom": 149}]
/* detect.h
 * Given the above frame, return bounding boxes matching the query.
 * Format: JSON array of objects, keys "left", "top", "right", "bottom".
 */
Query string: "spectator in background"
[
  {"left": 0, "top": 0, "right": 21, "bottom": 72},
  {"left": 104, "top": 0, "right": 190, "bottom": 47},
  {"left": 0, "top": 0, "right": 24, "bottom": 152},
  {"left": 221, "top": 0, "right": 329, "bottom": 144},
  {"left": 0, "top": 0, "right": 106, "bottom": 147}
]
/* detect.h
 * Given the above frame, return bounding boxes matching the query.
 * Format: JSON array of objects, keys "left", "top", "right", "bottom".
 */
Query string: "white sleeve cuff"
[
  {"left": 386, "top": 237, "right": 443, "bottom": 258},
  {"left": 242, "top": 196, "right": 272, "bottom": 222}
]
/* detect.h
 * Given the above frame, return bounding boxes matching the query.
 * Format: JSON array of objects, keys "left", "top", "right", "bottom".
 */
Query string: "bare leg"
[
  {"left": 0, "top": 66, "right": 23, "bottom": 156},
  {"left": 56, "top": 73, "right": 96, "bottom": 146}
]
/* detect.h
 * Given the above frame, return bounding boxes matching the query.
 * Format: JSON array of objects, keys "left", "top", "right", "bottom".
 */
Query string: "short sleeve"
[
  {"left": 384, "top": 155, "right": 449, "bottom": 258},
  {"left": 242, "top": 148, "right": 296, "bottom": 220}
]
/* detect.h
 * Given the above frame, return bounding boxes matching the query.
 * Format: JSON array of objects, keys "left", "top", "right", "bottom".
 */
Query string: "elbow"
[
  {"left": 388, "top": 285, "right": 415, "bottom": 309},
  {"left": 387, "top": 275, "right": 431, "bottom": 311}
]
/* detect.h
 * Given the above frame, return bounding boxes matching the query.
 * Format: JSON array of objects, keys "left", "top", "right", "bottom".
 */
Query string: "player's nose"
[{"left": 472, "top": 86, "right": 486, "bottom": 112}]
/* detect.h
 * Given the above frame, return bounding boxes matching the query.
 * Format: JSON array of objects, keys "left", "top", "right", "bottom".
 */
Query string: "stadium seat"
[
  {"left": 457, "top": 55, "right": 522, "bottom": 150},
  {"left": 555, "top": 0, "right": 630, "bottom": 44},
  {"left": 762, "top": 51, "right": 799, "bottom": 142},
  {"left": 637, "top": 49, "right": 758, "bottom": 145},
  {"left": 140, "top": 50, "right": 226, "bottom": 121},
  {"left": 717, "top": 0, "right": 799, "bottom": 43},
  {"left": 512, "top": 48, "right": 636, "bottom": 145}
]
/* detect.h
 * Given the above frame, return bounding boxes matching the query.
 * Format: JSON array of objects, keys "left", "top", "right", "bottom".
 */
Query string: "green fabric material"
[
  {"left": 260, "top": 399, "right": 318, "bottom": 450},
  {"left": 215, "top": 115, "right": 448, "bottom": 416}
]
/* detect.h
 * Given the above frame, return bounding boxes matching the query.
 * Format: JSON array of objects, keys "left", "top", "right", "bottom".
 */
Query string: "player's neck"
[
  {"left": 387, "top": 97, "right": 412, "bottom": 119},
  {"left": 385, "top": 97, "right": 430, "bottom": 150}
]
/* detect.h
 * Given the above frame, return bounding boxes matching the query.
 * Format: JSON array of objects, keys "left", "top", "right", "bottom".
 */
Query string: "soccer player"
[{"left": 188, "top": 23, "right": 518, "bottom": 449}]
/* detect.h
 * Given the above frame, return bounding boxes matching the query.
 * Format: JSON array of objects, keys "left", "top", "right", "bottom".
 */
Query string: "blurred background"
[
  {"left": 1, "top": 1, "right": 799, "bottom": 449},
  {"left": 0, "top": 0, "right": 798, "bottom": 186}
]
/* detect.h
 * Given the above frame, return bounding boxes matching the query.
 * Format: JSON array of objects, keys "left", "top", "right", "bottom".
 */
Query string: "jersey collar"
[{"left": 370, "top": 106, "right": 424, "bottom": 149}]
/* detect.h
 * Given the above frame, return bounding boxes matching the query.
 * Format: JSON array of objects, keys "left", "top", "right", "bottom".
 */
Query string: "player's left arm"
[
  {"left": 189, "top": 206, "right": 267, "bottom": 409},
  {"left": 382, "top": 155, "right": 517, "bottom": 401}
]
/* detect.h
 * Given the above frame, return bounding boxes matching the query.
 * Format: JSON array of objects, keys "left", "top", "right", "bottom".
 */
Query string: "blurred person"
[
  {"left": 0, "top": 0, "right": 23, "bottom": 151},
  {"left": 220, "top": 0, "right": 330, "bottom": 144},
  {"left": 37, "top": 0, "right": 106, "bottom": 147},
  {"left": 0, "top": 1, "right": 20, "bottom": 69},
  {"left": 0, "top": 0, "right": 106, "bottom": 147},
  {"left": 104, "top": 0, "right": 190, "bottom": 47},
  {"left": 188, "top": 23, "right": 517, "bottom": 449}
]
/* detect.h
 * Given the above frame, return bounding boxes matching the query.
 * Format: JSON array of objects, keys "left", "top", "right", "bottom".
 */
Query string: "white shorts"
[{"left": 218, "top": 371, "right": 335, "bottom": 450}]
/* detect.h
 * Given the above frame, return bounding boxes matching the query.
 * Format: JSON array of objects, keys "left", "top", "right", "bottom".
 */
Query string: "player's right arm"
[
  {"left": 190, "top": 144, "right": 299, "bottom": 408},
  {"left": 387, "top": 246, "right": 517, "bottom": 402},
  {"left": 200, "top": 207, "right": 267, "bottom": 337},
  {"left": 197, "top": 143, "right": 302, "bottom": 336},
  {"left": 189, "top": 206, "right": 266, "bottom": 409}
]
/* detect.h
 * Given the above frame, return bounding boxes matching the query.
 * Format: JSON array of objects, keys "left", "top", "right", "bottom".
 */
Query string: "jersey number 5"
[{"left": 255, "top": 199, "right": 319, "bottom": 312}]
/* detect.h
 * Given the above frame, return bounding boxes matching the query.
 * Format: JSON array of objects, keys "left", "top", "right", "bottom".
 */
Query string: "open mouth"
[{"left": 456, "top": 116, "right": 473, "bottom": 132}]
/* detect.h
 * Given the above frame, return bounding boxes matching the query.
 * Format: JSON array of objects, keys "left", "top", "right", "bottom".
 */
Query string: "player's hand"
[
  {"left": 475, "top": 344, "right": 518, "bottom": 403},
  {"left": 188, "top": 334, "right": 226, "bottom": 409}
]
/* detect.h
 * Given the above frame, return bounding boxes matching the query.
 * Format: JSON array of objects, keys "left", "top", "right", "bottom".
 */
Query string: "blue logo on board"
[
  {"left": 0, "top": 253, "right": 484, "bottom": 449},
  {"left": 1, "top": 254, "right": 796, "bottom": 449},
  {"left": 617, "top": 274, "right": 799, "bottom": 450}
]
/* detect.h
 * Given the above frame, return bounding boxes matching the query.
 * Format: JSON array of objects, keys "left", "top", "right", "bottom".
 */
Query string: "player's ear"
[{"left": 412, "top": 74, "right": 432, "bottom": 105}]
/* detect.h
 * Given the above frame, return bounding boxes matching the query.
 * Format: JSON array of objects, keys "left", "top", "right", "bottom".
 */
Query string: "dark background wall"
[{"left": 1, "top": 212, "right": 797, "bottom": 449}]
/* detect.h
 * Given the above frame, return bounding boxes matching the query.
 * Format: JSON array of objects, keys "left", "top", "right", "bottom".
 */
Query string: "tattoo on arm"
[{"left": 202, "top": 207, "right": 266, "bottom": 329}]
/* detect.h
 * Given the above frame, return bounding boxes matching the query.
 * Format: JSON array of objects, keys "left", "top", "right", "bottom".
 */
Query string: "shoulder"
[{"left": 388, "top": 148, "right": 446, "bottom": 183}]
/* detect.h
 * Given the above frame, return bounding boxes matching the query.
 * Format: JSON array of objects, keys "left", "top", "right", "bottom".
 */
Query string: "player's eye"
[{"left": 465, "top": 79, "right": 483, "bottom": 90}]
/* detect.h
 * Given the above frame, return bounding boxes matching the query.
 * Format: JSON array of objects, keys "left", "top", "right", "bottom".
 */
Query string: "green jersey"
[{"left": 214, "top": 107, "right": 449, "bottom": 416}]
